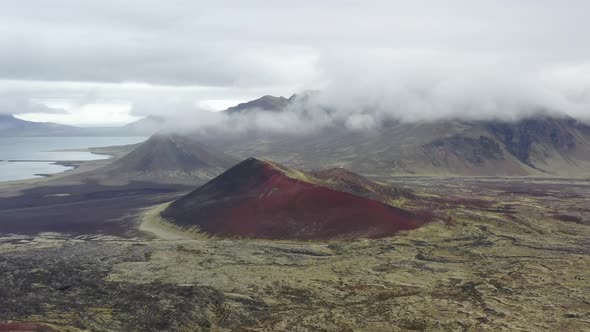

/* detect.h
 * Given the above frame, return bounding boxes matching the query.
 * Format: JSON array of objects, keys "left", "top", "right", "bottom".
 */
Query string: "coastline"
[{"left": 0, "top": 143, "right": 140, "bottom": 197}]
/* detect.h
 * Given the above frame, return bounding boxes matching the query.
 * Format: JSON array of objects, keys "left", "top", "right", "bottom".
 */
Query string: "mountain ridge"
[
  {"left": 0, "top": 114, "right": 165, "bottom": 137},
  {"left": 0, "top": 114, "right": 75, "bottom": 136},
  {"left": 206, "top": 99, "right": 590, "bottom": 177},
  {"left": 77, "top": 133, "right": 238, "bottom": 185},
  {"left": 224, "top": 95, "right": 292, "bottom": 114}
]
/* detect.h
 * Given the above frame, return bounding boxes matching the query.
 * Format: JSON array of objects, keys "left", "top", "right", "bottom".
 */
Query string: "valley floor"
[{"left": 0, "top": 177, "right": 589, "bottom": 331}]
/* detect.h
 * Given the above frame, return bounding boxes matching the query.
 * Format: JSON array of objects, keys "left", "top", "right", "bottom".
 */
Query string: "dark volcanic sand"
[
  {"left": 0, "top": 181, "right": 190, "bottom": 211},
  {"left": 0, "top": 182, "right": 190, "bottom": 237}
]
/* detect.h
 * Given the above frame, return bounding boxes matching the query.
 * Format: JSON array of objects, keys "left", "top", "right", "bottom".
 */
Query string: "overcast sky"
[{"left": 1, "top": 1, "right": 589, "bottom": 125}]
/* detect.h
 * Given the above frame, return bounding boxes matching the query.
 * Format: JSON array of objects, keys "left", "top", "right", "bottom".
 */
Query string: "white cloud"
[
  {"left": 1, "top": 1, "right": 590, "bottom": 125},
  {"left": 16, "top": 103, "right": 139, "bottom": 126}
]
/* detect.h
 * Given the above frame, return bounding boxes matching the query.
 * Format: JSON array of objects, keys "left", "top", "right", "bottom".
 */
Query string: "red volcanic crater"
[{"left": 161, "top": 158, "right": 429, "bottom": 240}]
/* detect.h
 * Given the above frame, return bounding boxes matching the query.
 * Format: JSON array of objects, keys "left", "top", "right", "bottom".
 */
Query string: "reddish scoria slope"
[
  {"left": 161, "top": 158, "right": 428, "bottom": 240},
  {"left": 0, "top": 322, "right": 60, "bottom": 332}
]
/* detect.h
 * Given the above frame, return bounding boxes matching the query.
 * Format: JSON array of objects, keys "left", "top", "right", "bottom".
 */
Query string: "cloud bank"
[{"left": 0, "top": 1, "right": 589, "bottom": 126}]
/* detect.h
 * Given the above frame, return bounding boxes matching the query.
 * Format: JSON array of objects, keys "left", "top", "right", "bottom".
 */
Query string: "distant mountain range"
[
  {"left": 210, "top": 115, "right": 590, "bottom": 177},
  {"left": 4, "top": 94, "right": 590, "bottom": 177},
  {"left": 0, "top": 114, "right": 165, "bottom": 137},
  {"left": 205, "top": 95, "right": 590, "bottom": 177},
  {"left": 0, "top": 114, "right": 76, "bottom": 136}
]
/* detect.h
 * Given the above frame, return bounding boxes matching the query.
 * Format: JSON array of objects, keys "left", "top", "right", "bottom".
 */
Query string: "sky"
[{"left": 1, "top": 0, "right": 589, "bottom": 126}]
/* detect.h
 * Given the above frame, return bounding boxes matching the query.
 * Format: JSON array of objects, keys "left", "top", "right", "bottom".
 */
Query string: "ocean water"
[{"left": 0, "top": 137, "right": 146, "bottom": 182}]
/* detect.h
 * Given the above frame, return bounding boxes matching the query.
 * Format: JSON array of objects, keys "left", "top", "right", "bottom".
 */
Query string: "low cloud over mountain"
[{"left": 1, "top": 1, "right": 589, "bottom": 126}]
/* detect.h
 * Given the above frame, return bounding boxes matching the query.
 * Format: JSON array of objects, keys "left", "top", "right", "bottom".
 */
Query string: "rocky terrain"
[
  {"left": 1, "top": 177, "right": 588, "bottom": 331},
  {"left": 0, "top": 239, "right": 269, "bottom": 331}
]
